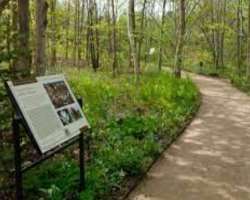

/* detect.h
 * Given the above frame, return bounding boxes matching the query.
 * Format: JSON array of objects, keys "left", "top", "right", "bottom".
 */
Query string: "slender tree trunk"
[
  {"left": 128, "top": 0, "right": 140, "bottom": 82},
  {"left": 236, "top": 0, "right": 242, "bottom": 76},
  {"left": 65, "top": 0, "right": 70, "bottom": 60},
  {"left": 73, "top": 0, "right": 79, "bottom": 66},
  {"left": 16, "top": 0, "right": 31, "bottom": 76},
  {"left": 35, "top": 0, "right": 48, "bottom": 75},
  {"left": 87, "top": 0, "right": 99, "bottom": 71},
  {"left": 111, "top": 0, "right": 117, "bottom": 77},
  {"left": 107, "top": 0, "right": 112, "bottom": 54},
  {"left": 158, "top": 0, "right": 167, "bottom": 71},
  {"left": 51, "top": 0, "right": 57, "bottom": 67},
  {"left": 174, "top": 0, "right": 185, "bottom": 78},
  {"left": 247, "top": 0, "right": 250, "bottom": 79},
  {"left": 6, "top": 3, "right": 11, "bottom": 68},
  {"left": 94, "top": 0, "right": 99, "bottom": 69},
  {"left": 137, "top": 0, "right": 147, "bottom": 70},
  {"left": 78, "top": 0, "right": 85, "bottom": 67},
  {"left": 11, "top": 0, "right": 18, "bottom": 72}
]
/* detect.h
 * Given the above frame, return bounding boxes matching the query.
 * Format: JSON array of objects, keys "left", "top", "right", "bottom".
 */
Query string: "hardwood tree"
[
  {"left": 16, "top": 0, "right": 31, "bottom": 76},
  {"left": 236, "top": 0, "right": 243, "bottom": 76},
  {"left": 158, "top": 0, "right": 167, "bottom": 71},
  {"left": 247, "top": 0, "right": 250, "bottom": 79},
  {"left": 87, "top": 0, "right": 99, "bottom": 71},
  {"left": 174, "top": 0, "right": 186, "bottom": 78},
  {"left": 128, "top": 0, "right": 140, "bottom": 82},
  {"left": 35, "top": 0, "right": 48, "bottom": 75},
  {"left": 50, "top": 0, "right": 57, "bottom": 67},
  {"left": 111, "top": 0, "right": 117, "bottom": 76}
]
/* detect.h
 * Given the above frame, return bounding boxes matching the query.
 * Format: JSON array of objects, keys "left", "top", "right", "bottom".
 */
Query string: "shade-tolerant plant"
[{"left": 2, "top": 69, "right": 199, "bottom": 200}]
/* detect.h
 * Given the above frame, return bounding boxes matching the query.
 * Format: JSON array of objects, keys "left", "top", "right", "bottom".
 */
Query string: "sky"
[{"left": 58, "top": 0, "right": 172, "bottom": 18}]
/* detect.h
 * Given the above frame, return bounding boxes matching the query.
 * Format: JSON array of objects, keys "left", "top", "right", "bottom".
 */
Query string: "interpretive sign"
[{"left": 6, "top": 75, "right": 89, "bottom": 153}]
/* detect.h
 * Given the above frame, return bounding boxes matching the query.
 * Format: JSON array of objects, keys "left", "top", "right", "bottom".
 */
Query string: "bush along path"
[
  {"left": 3, "top": 71, "right": 200, "bottom": 200},
  {"left": 127, "top": 74, "right": 250, "bottom": 200}
]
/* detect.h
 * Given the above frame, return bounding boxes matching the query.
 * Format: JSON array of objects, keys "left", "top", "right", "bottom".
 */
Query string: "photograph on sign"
[
  {"left": 7, "top": 75, "right": 90, "bottom": 153},
  {"left": 44, "top": 81, "right": 74, "bottom": 109}
]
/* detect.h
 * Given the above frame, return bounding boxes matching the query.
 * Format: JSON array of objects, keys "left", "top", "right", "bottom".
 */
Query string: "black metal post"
[
  {"left": 13, "top": 116, "right": 23, "bottom": 200},
  {"left": 79, "top": 132, "right": 85, "bottom": 191}
]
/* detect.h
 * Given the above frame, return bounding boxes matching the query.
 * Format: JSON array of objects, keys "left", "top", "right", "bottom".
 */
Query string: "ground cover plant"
[{"left": 11, "top": 69, "right": 201, "bottom": 200}]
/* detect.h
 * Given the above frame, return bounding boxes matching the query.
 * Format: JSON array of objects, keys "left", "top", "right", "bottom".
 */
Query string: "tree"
[
  {"left": 236, "top": 0, "right": 243, "bottom": 76},
  {"left": 35, "top": 0, "right": 48, "bottom": 75},
  {"left": 158, "top": 0, "right": 167, "bottom": 71},
  {"left": 128, "top": 0, "right": 140, "bottom": 82},
  {"left": 247, "top": 0, "right": 250, "bottom": 79},
  {"left": 137, "top": 0, "right": 147, "bottom": 70},
  {"left": 15, "top": 0, "right": 31, "bottom": 76},
  {"left": 50, "top": 0, "right": 57, "bottom": 67},
  {"left": 174, "top": 0, "right": 186, "bottom": 78},
  {"left": 87, "top": 0, "right": 99, "bottom": 71},
  {"left": 65, "top": 0, "right": 70, "bottom": 60},
  {"left": 111, "top": 0, "right": 117, "bottom": 76}
]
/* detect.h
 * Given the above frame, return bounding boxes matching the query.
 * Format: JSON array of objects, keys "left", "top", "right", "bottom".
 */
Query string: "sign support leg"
[
  {"left": 79, "top": 132, "right": 85, "bottom": 192},
  {"left": 13, "top": 117, "right": 23, "bottom": 200}
]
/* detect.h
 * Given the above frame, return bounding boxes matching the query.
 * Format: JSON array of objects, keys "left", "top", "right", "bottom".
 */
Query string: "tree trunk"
[
  {"left": 137, "top": 0, "right": 147, "bottom": 70},
  {"left": 11, "top": 0, "right": 18, "bottom": 72},
  {"left": 51, "top": 0, "right": 57, "bottom": 67},
  {"left": 16, "top": 0, "right": 31, "bottom": 76},
  {"left": 87, "top": 0, "right": 99, "bottom": 71},
  {"left": 236, "top": 0, "right": 243, "bottom": 76},
  {"left": 35, "top": 0, "right": 48, "bottom": 76},
  {"left": 174, "top": 0, "right": 185, "bottom": 78},
  {"left": 247, "top": 0, "right": 250, "bottom": 79},
  {"left": 111, "top": 0, "right": 117, "bottom": 77},
  {"left": 65, "top": 0, "right": 70, "bottom": 60},
  {"left": 128, "top": 0, "right": 140, "bottom": 82},
  {"left": 158, "top": 0, "right": 167, "bottom": 71}
]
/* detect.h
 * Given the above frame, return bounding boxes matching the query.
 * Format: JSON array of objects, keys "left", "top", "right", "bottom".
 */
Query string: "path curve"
[{"left": 127, "top": 74, "right": 250, "bottom": 200}]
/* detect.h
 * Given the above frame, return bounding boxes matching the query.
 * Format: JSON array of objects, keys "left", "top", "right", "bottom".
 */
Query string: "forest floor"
[{"left": 127, "top": 74, "right": 250, "bottom": 200}]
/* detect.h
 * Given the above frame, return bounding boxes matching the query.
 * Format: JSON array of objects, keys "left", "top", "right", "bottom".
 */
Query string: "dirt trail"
[{"left": 127, "top": 74, "right": 250, "bottom": 200}]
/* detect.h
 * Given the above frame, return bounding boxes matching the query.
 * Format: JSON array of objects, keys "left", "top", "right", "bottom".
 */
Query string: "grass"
[{"left": 1, "top": 69, "right": 200, "bottom": 200}]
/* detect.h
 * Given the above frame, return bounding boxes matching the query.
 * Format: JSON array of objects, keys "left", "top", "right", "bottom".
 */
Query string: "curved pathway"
[{"left": 127, "top": 74, "right": 250, "bottom": 200}]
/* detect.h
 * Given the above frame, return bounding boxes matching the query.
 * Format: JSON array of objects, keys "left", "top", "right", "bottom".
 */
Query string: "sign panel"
[{"left": 7, "top": 75, "right": 89, "bottom": 153}]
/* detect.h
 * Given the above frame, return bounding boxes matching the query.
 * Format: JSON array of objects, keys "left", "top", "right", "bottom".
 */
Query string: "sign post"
[
  {"left": 13, "top": 114, "right": 23, "bottom": 200},
  {"left": 6, "top": 75, "right": 90, "bottom": 200}
]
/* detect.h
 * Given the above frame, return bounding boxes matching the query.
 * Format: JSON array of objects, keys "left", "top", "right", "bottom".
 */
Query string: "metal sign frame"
[{"left": 5, "top": 80, "right": 88, "bottom": 200}]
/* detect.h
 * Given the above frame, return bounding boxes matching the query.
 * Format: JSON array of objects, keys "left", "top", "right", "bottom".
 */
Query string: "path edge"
[{"left": 117, "top": 91, "right": 203, "bottom": 200}]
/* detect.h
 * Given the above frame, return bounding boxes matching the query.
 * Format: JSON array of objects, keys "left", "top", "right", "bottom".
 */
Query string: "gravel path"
[{"left": 127, "top": 74, "right": 250, "bottom": 200}]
